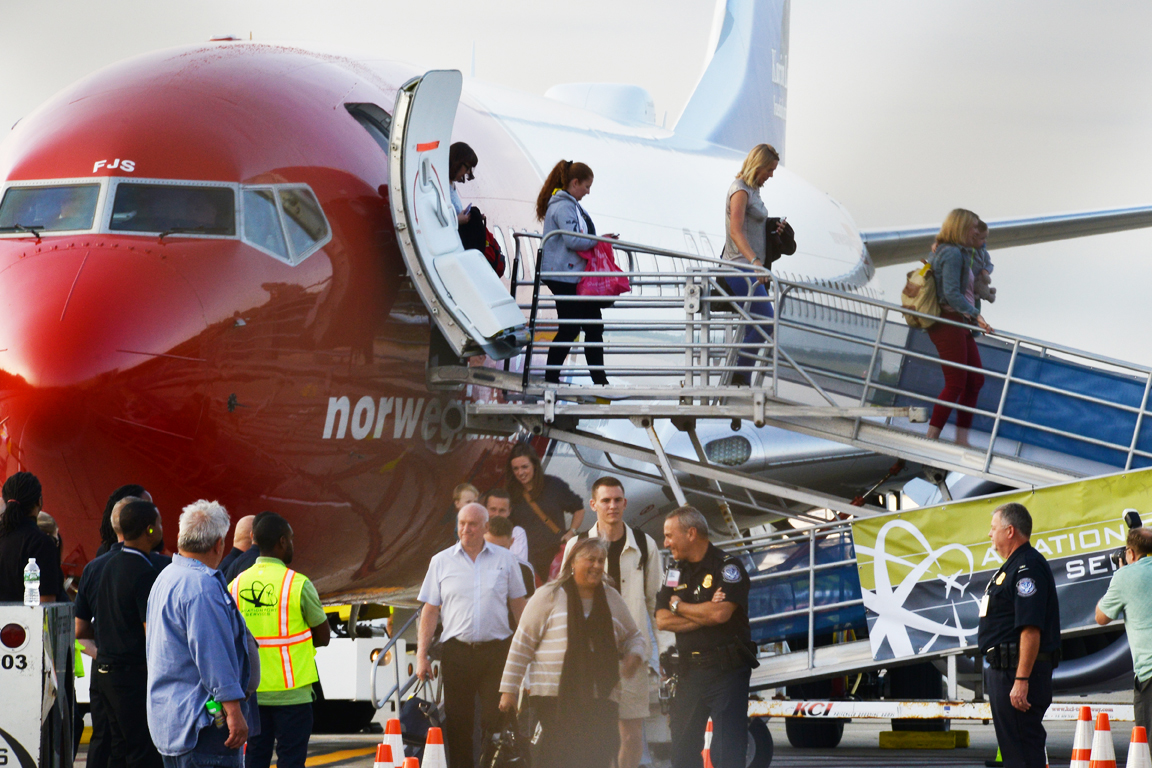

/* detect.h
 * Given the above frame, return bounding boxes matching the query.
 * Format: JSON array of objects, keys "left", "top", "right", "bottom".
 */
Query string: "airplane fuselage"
[{"left": 0, "top": 42, "right": 881, "bottom": 600}]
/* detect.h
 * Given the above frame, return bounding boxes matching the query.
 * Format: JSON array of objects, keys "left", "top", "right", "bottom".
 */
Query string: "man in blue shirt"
[
  {"left": 147, "top": 500, "right": 252, "bottom": 768},
  {"left": 1096, "top": 527, "right": 1152, "bottom": 738}
]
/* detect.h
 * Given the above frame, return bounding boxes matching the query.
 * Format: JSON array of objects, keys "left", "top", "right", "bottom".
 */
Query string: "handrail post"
[
  {"left": 522, "top": 235, "right": 548, "bottom": 389},
  {"left": 983, "top": 339, "right": 1020, "bottom": 474},
  {"left": 1126, "top": 371, "right": 1152, "bottom": 471},
  {"left": 854, "top": 306, "right": 890, "bottom": 440},
  {"left": 807, "top": 528, "right": 816, "bottom": 670},
  {"left": 771, "top": 276, "right": 781, "bottom": 398}
]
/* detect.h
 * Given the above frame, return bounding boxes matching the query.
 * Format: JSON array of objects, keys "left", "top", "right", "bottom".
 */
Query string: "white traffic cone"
[
  {"left": 384, "top": 718, "right": 405, "bottom": 768},
  {"left": 1090, "top": 712, "right": 1117, "bottom": 768},
  {"left": 374, "top": 744, "right": 395, "bottom": 768},
  {"left": 1071, "top": 706, "right": 1094, "bottom": 768},
  {"left": 702, "top": 718, "right": 715, "bottom": 768},
  {"left": 422, "top": 727, "right": 447, "bottom": 768},
  {"left": 1126, "top": 726, "right": 1152, "bottom": 768}
]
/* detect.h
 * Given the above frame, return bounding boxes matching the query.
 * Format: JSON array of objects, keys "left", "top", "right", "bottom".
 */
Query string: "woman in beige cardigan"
[{"left": 498, "top": 537, "right": 645, "bottom": 768}]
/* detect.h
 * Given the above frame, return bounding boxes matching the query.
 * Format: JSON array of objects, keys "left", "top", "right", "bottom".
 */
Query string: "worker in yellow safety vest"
[{"left": 230, "top": 512, "right": 331, "bottom": 768}]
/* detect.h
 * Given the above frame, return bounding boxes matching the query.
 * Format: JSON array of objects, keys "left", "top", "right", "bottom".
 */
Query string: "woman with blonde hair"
[
  {"left": 722, "top": 144, "right": 786, "bottom": 386},
  {"left": 498, "top": 537, "right": 645, "bottom": 768},
  {"left": 925, "top": 208, "right": 994, "bottom": 443},
  {"left": 536, "top": 159, "right": 612, "bottom": 385}
]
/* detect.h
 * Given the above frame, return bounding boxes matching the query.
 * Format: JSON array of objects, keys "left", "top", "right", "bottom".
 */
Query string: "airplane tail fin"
[{"left": 675, "top": 0, "right": 790, "bottom": 157}]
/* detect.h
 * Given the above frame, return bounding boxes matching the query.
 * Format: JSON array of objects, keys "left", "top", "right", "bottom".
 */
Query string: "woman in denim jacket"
[
  {"left": 926, "top": 208, "right": 995, "bottom": 444},
  {"left": 535, "top": 160, "right": 612, "bottom": 385}
]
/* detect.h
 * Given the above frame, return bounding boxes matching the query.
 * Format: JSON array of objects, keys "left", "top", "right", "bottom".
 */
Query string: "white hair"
[
  {"left": 458, "top": 502, "right": 489, "bottom": 523},
  {"left": 178, "top": 499, "right": 230, "bottom": 553}
]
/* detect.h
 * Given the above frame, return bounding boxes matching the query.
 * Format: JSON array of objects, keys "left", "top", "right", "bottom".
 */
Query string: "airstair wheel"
[
  {"left": 783, "top": 717, "right": 843, "bottom": 749},
  {"left": 747, "top": 718, "right": 773, "bottom": 767}
]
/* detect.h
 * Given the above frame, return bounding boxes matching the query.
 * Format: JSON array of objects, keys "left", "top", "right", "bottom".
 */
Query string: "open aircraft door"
[{"left": 389, "top": 70, "right": 528, "bottom": 359}]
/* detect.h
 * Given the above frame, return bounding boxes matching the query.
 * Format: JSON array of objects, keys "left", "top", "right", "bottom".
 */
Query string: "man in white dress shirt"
[{"left": 417, "top": 503, "right": 527, "bottom": 768}]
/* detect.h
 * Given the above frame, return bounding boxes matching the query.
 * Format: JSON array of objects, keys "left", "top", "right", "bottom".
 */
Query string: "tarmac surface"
[{"left": 75, "top": 716, "right": 1145, "bottom": 767}]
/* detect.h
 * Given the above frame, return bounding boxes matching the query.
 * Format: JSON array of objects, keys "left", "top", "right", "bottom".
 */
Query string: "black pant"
[
  {"left": 986, "top": 661, "right": 1052, "bottom": 768},
  {"left": 441, "top": 637, "right": 512, "bottom": 768},
  {"left": 670, "top": 665, "right": 751, "bottom": 768},
  {"left": 543, "top": 280, "right": 607, "bottom": 384},
  {"left": 528, "top": 695, "right": 619, "bottom": 768},
  {"left": 1136, "top": 676, "right": 1152, "bottom": 747},
  {"left": 245, "top": 702, "right": 313, "bottom": 768},
  {"left": 92, "top": 662, "right": 163, "bottom": 768}
]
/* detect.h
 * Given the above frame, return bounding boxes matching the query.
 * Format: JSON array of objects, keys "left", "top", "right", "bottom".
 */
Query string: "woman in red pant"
[{"left": 926, "top": 209, "right": 994, "bottom": 444}]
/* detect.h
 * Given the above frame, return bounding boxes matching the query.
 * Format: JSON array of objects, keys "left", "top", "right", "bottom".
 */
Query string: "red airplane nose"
[{"left": 0, "top": 240, "right": 208, "bottom": 389}]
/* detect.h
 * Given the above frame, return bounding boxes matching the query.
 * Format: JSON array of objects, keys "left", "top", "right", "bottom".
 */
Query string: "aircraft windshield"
[
  {"left": 109, "top": 183, "right": 235, "bottom": 235},
  {"left": 0, "top": 184, "right": 100, "bottom": 232}
]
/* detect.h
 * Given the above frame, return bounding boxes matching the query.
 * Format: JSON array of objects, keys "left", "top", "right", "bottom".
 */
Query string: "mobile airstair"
[{"left": 389, "top": 71, "right": 1152, "bottom": 709}]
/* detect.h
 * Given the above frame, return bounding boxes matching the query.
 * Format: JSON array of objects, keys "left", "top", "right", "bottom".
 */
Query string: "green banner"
[{"left": 851, "top": 468, "right": 1152, "bottom": 661}]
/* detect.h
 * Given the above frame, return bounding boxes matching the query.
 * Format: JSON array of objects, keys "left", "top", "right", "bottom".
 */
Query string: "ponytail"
[
  {"left": 1, "top": 472, "right": 42, "bottom": 537},
  {"left": 535, "top": 160, "right": 594, "bottom": 221}
]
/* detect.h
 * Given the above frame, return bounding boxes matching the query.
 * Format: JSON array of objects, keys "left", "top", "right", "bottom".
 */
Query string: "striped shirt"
[{"left": 499, "top": 582, "right": 645, "bottom": 700}]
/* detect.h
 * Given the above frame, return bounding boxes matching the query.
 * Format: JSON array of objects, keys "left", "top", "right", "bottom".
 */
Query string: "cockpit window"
[
  {"left": 242, "top": 189, "right": 289, "bottom": 260},
  {"left": 109, "top": 183, "right": 235, "bottom": 236},
  {"left": 280, "top": 188, "right": 329, "bottom": 260},
  {"left": 0, "top": 184, "right": 100, "bottom": 233}
]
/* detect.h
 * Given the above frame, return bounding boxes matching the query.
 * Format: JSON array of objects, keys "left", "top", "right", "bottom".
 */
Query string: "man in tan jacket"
[{"left": 563, "top": 477, "right": 664, "bottom": 768}]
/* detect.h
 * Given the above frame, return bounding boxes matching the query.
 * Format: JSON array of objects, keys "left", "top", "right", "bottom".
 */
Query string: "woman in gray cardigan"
[{"left": 535, "top": 160, "right": 610, "bottom": 385}]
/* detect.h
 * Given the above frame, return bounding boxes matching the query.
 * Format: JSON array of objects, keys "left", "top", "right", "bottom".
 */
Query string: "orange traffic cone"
[
  {"left": 1090, "top": 712, "right": 1117, "bottom": 768},
  {"left": 385, "top": 719, "right": 404, "bottom": 768},
  {"left": 423, "top": 727, "right": 447, "bottom": 768},
  {"left": 1127, "top": 726, "right": 1152, "bottom": 768},
  {"left": 403, "top": 758, "right": 420, "bottom": 768},
  {"left": 702, "top": 718, "right": 715, "bottom": 768},
  {"left": 1072, "top": 707, "right": 1094, "bottom": 768},
  {"left": 374, "top": 744, "right": 395, "bottom": 768}
]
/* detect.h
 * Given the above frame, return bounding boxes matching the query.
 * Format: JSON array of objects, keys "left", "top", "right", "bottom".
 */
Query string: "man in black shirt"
[
  {"left": 80, "top": 500, "right": 167, "bottom": 768},
  {"left": 656, "top": 506, "right": 754, "bottom": 768},
  {"left": 0, "top": 472, "right": 63, "bottom": 602},
  {"left": 978, "top": 502, "right": 1060, "bottom": 768},
  {"left": 223, "top": 510, "right": 271, "bottom": 582},
  {"left": 218, "top": 514, "right": 255, "bottom": 575}
]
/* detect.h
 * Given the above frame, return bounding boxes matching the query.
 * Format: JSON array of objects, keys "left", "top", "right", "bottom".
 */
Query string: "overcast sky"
[{"left": 3, "top": 0, "right": 1151, "bottom": 364}]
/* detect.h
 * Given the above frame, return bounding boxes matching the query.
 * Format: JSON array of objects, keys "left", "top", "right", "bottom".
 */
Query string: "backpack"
[
  {"left": 457, "top": 205, "right": 505, "bottom": 277},
  {"left": 578, "top": 525, "right": 650, "bottom": 585},
  {"left": 483, "top": 226, "right": 505, "bottom": 277},
  {"left": 901, "top": 259, "right": 940, "bottom": 329}
]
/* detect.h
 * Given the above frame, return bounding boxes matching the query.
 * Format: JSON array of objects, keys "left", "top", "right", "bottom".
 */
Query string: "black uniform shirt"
[
  {"left": 656, "top": 542, "right": 751, "bottom": 653},
  {"left": 93, "top": 547, "right": 164, "bottom": 665},
  {"left": 223, "top": 545, "right": 261, "bottom": 583},
  {"left": 0, "top": 516, "right": 64, "bottom": 602},
  {"left": 977, "top": 542, "right": 1061, "bottom": 654},
  {"left": 76, "top": 543, "right": 169, "bottom": 622}
]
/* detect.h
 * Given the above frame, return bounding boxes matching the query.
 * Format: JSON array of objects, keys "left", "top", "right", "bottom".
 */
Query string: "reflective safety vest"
[{"left": 230, "top": 560, "right": 318, "bottom": 692}]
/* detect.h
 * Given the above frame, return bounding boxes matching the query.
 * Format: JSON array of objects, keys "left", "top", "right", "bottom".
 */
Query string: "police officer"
[
  {"left": 978, "top": 502, "right": 1060, "bottom": 768},
  {"left": 656, "top": 506, "right": 755, "bottom": 768}
]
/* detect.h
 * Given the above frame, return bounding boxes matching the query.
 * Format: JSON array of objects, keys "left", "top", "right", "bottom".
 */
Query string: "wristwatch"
[{"left": 670, "top": 599, "right": 680, "bottom": 614}]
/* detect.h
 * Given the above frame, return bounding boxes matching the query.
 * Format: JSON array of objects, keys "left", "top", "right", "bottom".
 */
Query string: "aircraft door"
[{"left": 389, "top": 70, "right": 527, "bottom": 359}]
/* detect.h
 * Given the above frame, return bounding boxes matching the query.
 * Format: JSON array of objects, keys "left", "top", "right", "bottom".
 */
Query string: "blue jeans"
[
  {"left": 721, "top": 275, "right": 774, "bottom": 377},
  {"left": 161, "top": 724, "right": 242, "bottom": 768},
  {"left": 244, "top": 703, "right": 313, "bottom": 768}
]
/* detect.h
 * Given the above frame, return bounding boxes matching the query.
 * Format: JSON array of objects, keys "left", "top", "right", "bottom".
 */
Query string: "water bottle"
[
  {"left": 205, "top": 697, "right": 226, "bottom": 729},
  {"left": 23, "top": 558, "right": 40, "bottom": 607}
]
